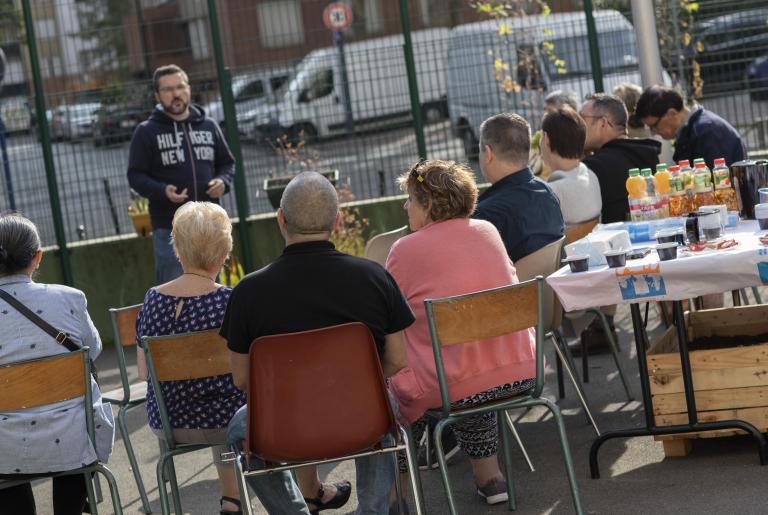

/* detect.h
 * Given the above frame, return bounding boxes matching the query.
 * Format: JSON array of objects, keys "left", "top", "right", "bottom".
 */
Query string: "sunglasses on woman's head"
[{"left": 409, "top": 158, "right": 427, "bottom": 182}]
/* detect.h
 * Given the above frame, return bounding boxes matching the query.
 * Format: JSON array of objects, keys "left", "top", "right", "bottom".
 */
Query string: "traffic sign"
[{"left": 323, "top": 2, "right": 353, "bottom": 32}]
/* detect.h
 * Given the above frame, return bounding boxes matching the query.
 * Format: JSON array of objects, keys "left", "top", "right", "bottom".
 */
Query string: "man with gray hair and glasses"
[
  {"left": 581, "top": 93, "right": 661, "bottom": 224},
  {"left": 220, "top": 171, "right": 414, "bottom": 514}
]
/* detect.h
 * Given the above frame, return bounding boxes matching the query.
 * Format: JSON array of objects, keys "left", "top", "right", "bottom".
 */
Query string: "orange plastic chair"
[{"left": 232, "top": 322, "right": 424, "bottom": 515}]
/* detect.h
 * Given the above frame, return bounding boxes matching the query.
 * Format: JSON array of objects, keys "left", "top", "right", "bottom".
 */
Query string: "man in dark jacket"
[
  {"left": 633, "top": 85, "right": 747, "bottom": 169},
  {"left": 581, "top": 93, "right": 661, "bottom": 224},
  {"left": 128, "top": 64, "right": 235, "bottom": 283}
]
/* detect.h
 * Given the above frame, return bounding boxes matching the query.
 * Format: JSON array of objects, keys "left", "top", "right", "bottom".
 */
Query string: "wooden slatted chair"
[
  {"left": 102, "top": 304, "right": 152, "bottom": 513},
  {"left": 141, "top": 329, "right": 233, "bottom": 515},
  {"left": 0, "top": 349, "right": 123, "bottom": 515},
  {"left": 423, "top": 277, "right": 583, "bottom": 514}
]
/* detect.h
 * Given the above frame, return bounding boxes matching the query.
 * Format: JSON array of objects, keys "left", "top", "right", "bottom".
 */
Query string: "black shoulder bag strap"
[{"left": 0, "top": 288, "right": 98, "bottom": 379}]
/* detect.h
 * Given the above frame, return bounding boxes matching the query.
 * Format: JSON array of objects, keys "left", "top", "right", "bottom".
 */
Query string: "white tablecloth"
[{"left": 547, "top": 221, "right": 768, "bottom": 312}]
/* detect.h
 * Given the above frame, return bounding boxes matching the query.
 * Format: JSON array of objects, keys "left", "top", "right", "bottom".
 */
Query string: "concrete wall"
[{"left": 37, "top": 194, "right": 409, "bottom": 345}]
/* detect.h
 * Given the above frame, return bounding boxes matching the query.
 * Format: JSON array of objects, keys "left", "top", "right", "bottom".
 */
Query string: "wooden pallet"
[{"left": 647, "top": 305, "right": 768, "bottom": 457}]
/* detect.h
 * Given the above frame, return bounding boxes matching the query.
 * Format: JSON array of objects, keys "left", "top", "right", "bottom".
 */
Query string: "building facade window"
[
  {"left": 257, "top": 0, "right": 304, "bottom": 49},
  {"left": 188, "top": 18, "right": 210, "bottom": 60}
]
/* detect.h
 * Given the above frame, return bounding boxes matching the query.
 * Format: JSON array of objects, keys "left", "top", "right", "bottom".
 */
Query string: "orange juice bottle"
[
  {"left": 693, "top": 160, "right": 715, "bottom": 207},
  {"left": 626, "top": 168, "right": 645, "bottom": 221},
  {"left": 678, "top": 159, "right": 695, "bottom": 210},
  {"left": 655, "top": 163, "right": 671, "bottom": 218}
]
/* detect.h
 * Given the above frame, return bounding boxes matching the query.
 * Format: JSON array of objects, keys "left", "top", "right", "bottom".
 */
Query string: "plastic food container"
[
  {"left": 656, "top": 242, "right": 678, "bottom": 261},
  {"left": 603, "top": 249, "right": 627, "bottom": 268},
  {"left": 755, "top": 203, "right": 768, "bottom": 231},
  {"left": 655, "top": 228, "right": 685, "bottom": 245},
  {"left": 562, "top": 254, "right": 590, "bottom": 273}
]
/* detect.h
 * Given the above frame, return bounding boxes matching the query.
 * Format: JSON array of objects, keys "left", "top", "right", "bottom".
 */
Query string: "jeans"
[
  {"left": 227, "top": 406, "right": 396, "bottom": 514},
  {"left": 152, "top": 228, "right": 183, "bottom": 284}
]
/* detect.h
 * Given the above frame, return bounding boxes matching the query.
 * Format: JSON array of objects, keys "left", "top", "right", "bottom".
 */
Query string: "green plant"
[
  {"left": 268, "top": 132, "right": 319, "bottom": 178},
  {"left": 128, "top": 190, "right": 148, "bottom": 214}
]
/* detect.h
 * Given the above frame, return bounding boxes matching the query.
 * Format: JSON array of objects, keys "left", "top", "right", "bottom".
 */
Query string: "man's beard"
[{"left": 162, "top": 97, "right": 189, "bottom": 116}]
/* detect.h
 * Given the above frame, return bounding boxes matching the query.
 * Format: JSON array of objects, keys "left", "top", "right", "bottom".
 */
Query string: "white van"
[
  {"left": 447, "top": 10, "right": 655, "bottom": 158},
  {"left": 241, "top": 28, "right": 450, "bottom": 141}
]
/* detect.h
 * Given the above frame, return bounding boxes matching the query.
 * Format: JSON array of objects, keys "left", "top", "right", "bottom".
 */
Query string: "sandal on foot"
[
  {"left": 304, "top": 481, "right": 352, "bottom": 515},
  {"left": 220, "top": 495, "right": 243, "bottom": 515}
]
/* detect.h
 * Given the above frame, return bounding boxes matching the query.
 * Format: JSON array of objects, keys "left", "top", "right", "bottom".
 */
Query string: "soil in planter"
[{"left": 688, "top": 333, "right": 768, "bottom": 350}]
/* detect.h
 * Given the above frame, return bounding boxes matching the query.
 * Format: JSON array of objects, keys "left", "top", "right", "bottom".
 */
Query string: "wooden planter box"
[
  {"left": 648, "top": 305, "right": 768, "bottom": 457},
  {"left": 130, "top": 211, "right": 152, "bottom": 237},
  {"left": 264, "top": 170, "right": 339, "bottom": 209}
]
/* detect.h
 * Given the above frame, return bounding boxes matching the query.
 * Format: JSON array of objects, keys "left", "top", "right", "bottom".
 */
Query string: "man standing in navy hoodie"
[{"left": 128, "top": 64, "right": 235, "bottom": 283}]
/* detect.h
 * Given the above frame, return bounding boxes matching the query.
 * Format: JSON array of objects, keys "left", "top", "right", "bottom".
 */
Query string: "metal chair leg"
[
  {"left": 498, "top": 414, "right": 517, "bottom": 511},
  {"left": 537, "top": 398, "right": 584, "bottom": 515},
  {"left": 156, "top": 454, "right": 172, "bottom": 515},
  {"left": 555, "top": 347, "right": 565, "bottom": 399},
  {"left": 94, "top": 463, "right": 124, "bottom": 515},
  {"left": 393, "top": 451, "right": 405, "bottom": 514},
  {"left": 118, "top": 404, "right": 152, "bottom": 513},
  {"left": 552, "top": 331, "right": 601, "bottom": 436},
  {"left": 231, "top": 450, "right": 254, "bottom": 515},
  {"left": 589, "top": 308, "right": 633, "bottom": 401},
  {"left": 433, "top": 418, "right": 459, "bottom": 515},
  {"left": 504, "top": 411, "right": 534, "bottom": 472},
  {"left": 402, "top": 426, "right": 425, "bottom": 515},
  {"left": 752, "top": 286, "right": 763, "bottom": 304},
  {"left": 84, "top": 472, "right": 99, "bottom": 515}
]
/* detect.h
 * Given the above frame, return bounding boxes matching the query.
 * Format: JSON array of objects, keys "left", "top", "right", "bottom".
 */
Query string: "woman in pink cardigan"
[{"left": 386, "top": 159, "right": 536, "bottom": 506}]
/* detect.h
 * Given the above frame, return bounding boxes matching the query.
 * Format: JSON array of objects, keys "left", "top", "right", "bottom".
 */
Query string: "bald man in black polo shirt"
[{"left": 220, "top": 171, "right": 414, "bottom": 514}]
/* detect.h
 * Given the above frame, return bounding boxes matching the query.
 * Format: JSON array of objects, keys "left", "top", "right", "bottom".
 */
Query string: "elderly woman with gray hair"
[{"left": 0, "top": 213, "right": 114, "bottom": 514}]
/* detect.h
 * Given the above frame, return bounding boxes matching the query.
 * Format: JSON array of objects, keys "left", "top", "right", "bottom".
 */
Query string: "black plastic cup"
[
  {"left": 604, "top": 250, "right": 627, "bottom": 268},
  {"left": 656, "top": 242, "right": 678, "bottom": 261},
  {"left": 655, "top": 229, "right": 683, "bottom": 245},
  {"left": 759, "top": 217, "right": 768, "bottom": 230},
  {"left": 562, "top": 255, "right": 589, "bottom": 273}
]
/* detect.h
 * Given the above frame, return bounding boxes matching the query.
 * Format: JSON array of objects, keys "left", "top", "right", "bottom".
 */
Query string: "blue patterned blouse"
[{"left": 135, "top": 287, "right": 245, "bottom": 430}]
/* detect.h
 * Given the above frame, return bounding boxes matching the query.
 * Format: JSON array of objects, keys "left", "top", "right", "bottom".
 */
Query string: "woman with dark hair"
[
  {"left": 386, "top": 160, "right": 536, "bottom": 506},
  {"left": 0, "top": 213, "right": 114, "bottom": 515}
]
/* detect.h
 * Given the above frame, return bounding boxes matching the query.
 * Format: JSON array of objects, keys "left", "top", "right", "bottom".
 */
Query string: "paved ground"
[{"left": 31, "top": 291, "right": 768, "bottom": 514}]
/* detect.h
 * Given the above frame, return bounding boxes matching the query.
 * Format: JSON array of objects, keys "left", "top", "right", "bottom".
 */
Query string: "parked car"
[
  {"left": 50, "top": 102, "right": 101, "bottom": 141},
  {"left": 203, "top": 67, "right": 292, "bottom": 132},
  {"left": 746, "top": 54, "right": 768, "bottom": 100},
  {"left": 0, "top": 97, "right": 32, "bottom": 134},
  {"left": 695, "top": 8, "right": 768, "bottom": 94},
  {"left": 92, "top": 104, "right": 151, "bottom": 146}
]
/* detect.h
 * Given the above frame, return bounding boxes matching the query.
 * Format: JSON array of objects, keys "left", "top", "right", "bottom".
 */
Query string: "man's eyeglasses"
[
  {"left": 647, "top": 113, "right": 666, "bottom": 131},
  {"left": 158, "top": 83, "right": 189, "bottom": 94},
  {"left": 581, "top": 113, "right": 615, "bottom": 129}
]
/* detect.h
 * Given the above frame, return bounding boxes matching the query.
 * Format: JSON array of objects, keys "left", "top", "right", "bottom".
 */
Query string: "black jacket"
[
  {"left": 583, "top": 138, "right": 661, "bottom": 224},
  {"left": 674, "top": 107, "right": 747, "bottom": 169},
  {"left": 127, "top": 104, "right": 235, "bottom": 230}
]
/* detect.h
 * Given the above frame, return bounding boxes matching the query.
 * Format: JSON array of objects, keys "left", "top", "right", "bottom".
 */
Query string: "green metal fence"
[{"left": 1, "top": 0, "right": 767, "bottom": 282}]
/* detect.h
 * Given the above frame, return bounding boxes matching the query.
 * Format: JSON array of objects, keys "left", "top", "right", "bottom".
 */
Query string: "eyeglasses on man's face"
[{"left": 158, "top": 83, "right": 189, "bottom": 95}]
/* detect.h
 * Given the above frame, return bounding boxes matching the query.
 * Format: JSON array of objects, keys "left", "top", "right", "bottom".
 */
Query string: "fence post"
[
  {"left": 630, "top": 0, "right": 665, "bottom": 87},
  {"left": 583, "top": 0, "right": 604, "bottom": 94},
  {"left": 21, "top": 0, "right": 73, "bottom": 285},
  {"left": 206, "top": 0, "right": 254, "bottom": 273},
  {"left": 398, "top": 0, "right": 427, "bottom": 160}
]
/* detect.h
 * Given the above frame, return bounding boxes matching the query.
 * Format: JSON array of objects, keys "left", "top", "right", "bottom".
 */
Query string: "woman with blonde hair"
[
  {"left": 386, "top": 160, "right": 536, "bottom": 506},
  {"left": 135, "top": 201, "right": 245, "bottom": 514}
]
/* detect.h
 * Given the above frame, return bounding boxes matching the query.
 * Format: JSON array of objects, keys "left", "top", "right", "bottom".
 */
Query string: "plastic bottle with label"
[
  {"left": 668, "top": 164, "right": 691, "bottom": 216},
  {"left": 640, "top": 167, "right": 659, "bottom": 219},
  {"left": 678, "top": 159, "right": 695, "bottom": 210},
  {"left": 712, "top": 157, "right": 739, "bottom": 211},
  {"left": 693, "top": 159, "right": 715, "bottom": 208},
  {"left": 655, "top": 163, "right": 671, "bottom": 218},
  {"left": 626, "top": 168, "right": 645, "bottom": 221}
]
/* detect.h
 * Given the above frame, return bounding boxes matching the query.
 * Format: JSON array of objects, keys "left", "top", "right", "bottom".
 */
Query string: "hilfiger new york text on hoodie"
[{"left": 127, "top": 104, "right": 235, "bottom": 230}]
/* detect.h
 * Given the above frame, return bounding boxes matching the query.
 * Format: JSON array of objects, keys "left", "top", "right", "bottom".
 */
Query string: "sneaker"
[
  {"left": 477, "top": 478, "right": 509, "bottom": 505},
  {"left": 417, "top": 428, "right": 460, "bottom": 470}
]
